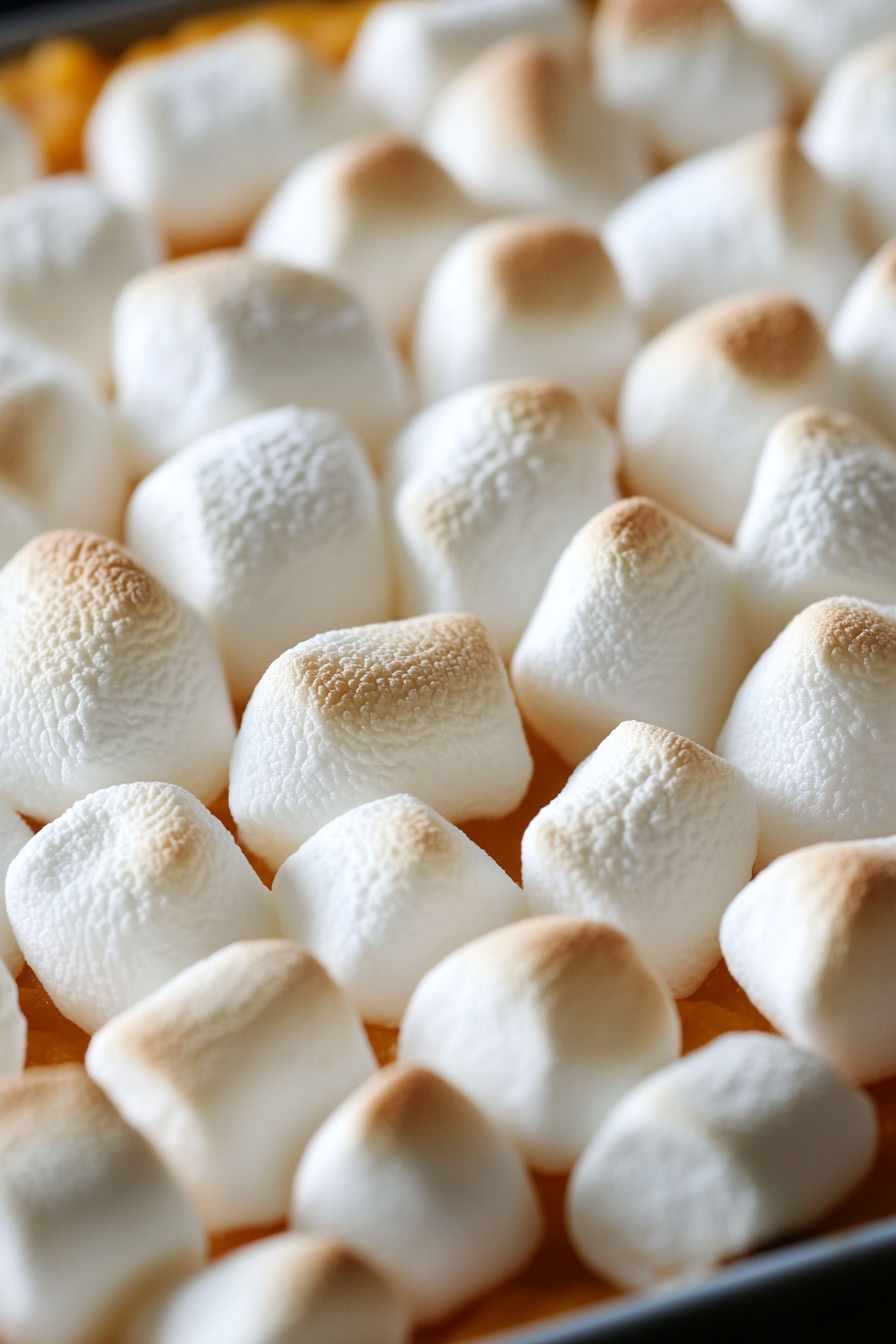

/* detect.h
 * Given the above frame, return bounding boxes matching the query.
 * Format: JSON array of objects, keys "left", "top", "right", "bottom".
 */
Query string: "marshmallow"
[
  {"left": 0, "top": 1065, "right": 203, "bottom": 1344},
  {"left": 511, "top": 498, "right": 751, "bottom": 764},
  {"left": 5, "top": 782, "right": 277, "bottom": 1033},
  {"left": 414, "top": 216, "right": 641, "bottom": 410},
  {"left": 603, "top": 127, "right": 863, "bottom": 335},
  {"left": 346, "top": 0, "right": 587, "bottom": 133},
  {"left": 568, "top": 1032, "right": 877, "bottom": 1288},
  {"left": 292, "top": 1064, "right": 542, "bottom": 1322},
  {"left": 830, "top": 238, "right": 896, "bottom": 444},
  {"left": 522, "top": 721, "right": 758, "bottom": 996},
  {"left": 86, "top": 24, "right": 373, "bottom": 254},
  {"left": 249, "top": 134, "right": 475, "bottom": 340},
  {"left": 273, "top": 794, "right": 526, "bottom": 1024},
  {"left": 716, "top": 597, "right": 896, "bottom": 865},
  {"left": 0, "top": 960, "right": 25, "bottom": 1077},
  {"left": 593, "top": 0, "right": 788, "bottom": 163},
  {"left": 0, "top": 531, "right": 235, "bottom": 822},
  {"left": 230, "top": 613, "right": 533, "bottom": 868},
  {"left": 619, "top": 292, "right": 844, "bottom": 542},
  {"left": 113, "top": 252, "right": 411, "bottom": 474},
  {"left": 0, "top": 173, "right": 162, "bottom": 387},
  {"left": 126, "top": 405, "right": 390, "bottom": 705},
  {"left": 387, "top": 379, "right": 619, "bottom": 657},
  {"left": 0, "top": 102, "right": 42, "bottom": 197},
  {"left": 424, "top": 38, "right": 648, "bottom": 229},
  {"left": 0, "top": 800, "right": 31, "bottom": 976},
  {"left": 87, "top": 940, "right": 376, "bottom": 1232}
]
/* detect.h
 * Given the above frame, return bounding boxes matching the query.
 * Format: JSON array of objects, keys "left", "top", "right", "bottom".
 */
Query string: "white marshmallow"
[
  {"left": 603, "top": 127, "right": 863, "bottom": 336},
  {"left": 0, "top": 173, "right": 162, "bottom": 387},
  {"left": 0, "top": 103, "right": 42, "bottom": 197},
  {"left": 568, "top": 1032, "right": 877, "bottom": 1288},
  {"left": 113, "top": 252, "right": 411, "bottom": 474},
  {"left": 273, "top": 794, "right": 526, "bottom": 1025},
  {"left": 230, "top": 612, "right": 533, "bottom": 868},
  {"left": 5, "top": 782, "right": 277, "bottom": 1034},
  {"left": 830, "top": 238, "right": 896, "bottom": 444},
  {"left": 387, "top": 379, "right": 619, "bottom": 657},
  {"left": 292, "top": 1064, "right": 542, "bottom": 1322},
  {"left": 0, "top": 1065, "right": 203, "bottom": 1344},
  {"left": 86, "top": 24, "right": 373, "bottom": 254},
  {"left": 0, "top": 960, "right": 25, "bottom": 1077},
  {"left": 87, "top": 940, "right": 376, "bottom": 1232},
  {"left": 511, "top": 497, "right": 751, "bottom": 765},
  {"left": 0, "top": 799, "right": 31, "bottom": 976},
  {"left": 716, "top": 596, "right": 896, "bottom": 865},
  {"left": 0, "top": 531, "right": 235, "bottom": 822},
  {"left": 249, "top": 133, "right": 475, "bottom": 340},
  {"left": 522, "top": 721, "right": 758, "bottom": 996},
  {"left": 414, "top": 216, "right": 640, "bottom": 410},
  {"left": 126, "top": 405, "right": 390, "bottom": 705},
  {"left": 400, "top": 915, "right": 680, "bottom": 1171},
  {"left": 619, "top": 292, "right": 844, "bottom": 542}
]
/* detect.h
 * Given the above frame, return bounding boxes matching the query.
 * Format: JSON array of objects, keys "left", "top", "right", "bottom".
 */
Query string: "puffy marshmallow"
[
  {"left": 619, "top": 292, "right": 843, "bottom": 542},
  {"left": 230, "top": 613, "right": 533, "bottom": 868},
  {"left": 511, "top": 498, "right": 751, "bottom": 764},
  {"left": 522, "top": 721, "right": 758, "bottom": 996},
  {"left": 0, "top": 102, "right": 42, "bottom": 197},
  {"left": 5, "top": 782, "right": 276, "bottom": 1034},
  {"left": 126, "top": 405, "right": 390, "bottom": 704},
  {"left": 249, "top": 134, "right": 475, "bottom": 340},
  {"left": 273, "top": 794, "right": 526, "bottom": 1024},
  {"left": 292, "top": 1064, "right": 542, "bottom": 1322},
  {"left": 568, "top": 1032, "right": 877, "bottom": 1288},
  {"left": 0, "top": 531, "right": 235, "bottom": 822},
  {"left": 0, "top": 800, "right": 31, "bottom": 976},
  {"left": 603, "top": 127, "right": 863, "bottom": 335},
  {"left": 717, "top": 596, "right": 896, "bottom": 865},
  {"left": 0, "top": 961, "right": 25, "bottom": 1077},
  {"left": 0, "top": 1065, "right": 203, "bottom": 1344},
  {"left": 113, "top": 252, "right": 411, "bottom": 474},
  {"left": 87, "top": 940, "right": 376, "bottom": 1232},
  {"left": 830, "top": 238, "right": 896, "bottom": 444},
  {"left": 414, "top": 216, "right": 640, "bottom": 410},
  {"left": 0, "top": 173, "right": 162, "bottom": 386},
  {"left": 387, "top": 379, "right": 619, "bottom": 657}
]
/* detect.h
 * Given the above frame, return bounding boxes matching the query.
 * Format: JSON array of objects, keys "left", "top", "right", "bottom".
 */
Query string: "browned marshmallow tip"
[
  {"left": 292, "top": 1065, "right": 543, "bottom": 1322},
  {"left": 831, "top": 238, "right": 896, "bottom": 444}
]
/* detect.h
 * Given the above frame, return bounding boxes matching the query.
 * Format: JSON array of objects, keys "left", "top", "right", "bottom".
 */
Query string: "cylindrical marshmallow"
[
  {"left": 0, "top": 800, "right": 31, "bottom": 977},
  {"left": 830, "top": 237, "right": 896, "bottom": 445},
  {"left": 0, "top": 961, "right": 25, "bottom": 1078}
]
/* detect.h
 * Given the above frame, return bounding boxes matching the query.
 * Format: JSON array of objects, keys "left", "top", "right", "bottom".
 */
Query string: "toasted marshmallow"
[
  {"left": 346, "top": 0, "right": 587, "bottom": 133},
  {"left": 619, "top": 292, "right": 843, "bottom": 541},
  {"left": 387, "top": 380, "right": 619, "bottom": 657},
  {"left": 717, "top": 597, "right": 896, "bottom": 865},
  {"left": 113, "top": 252, "right": 411, "bottom": 473},
  {"left": 87, "top": 941, "right": 376, "bottom": 1232},
  {"left": 0, "top": 1066, "right": 203, "bottom": 1344},
  {"left": 0, "top": 961, "right": 25, "bottom": 1078},
  {"left": 273, "top": 794, "right": 526, "bottom": 1024},
  {"left": 0, "top": 173, "right": 162, "bottom": 387},
  {"left": 414, "top": 216, "right": 640, "bottom": 410},
  {"left": 0, "top": 801, "right": 31, "bottom": 977},
  {"left": 86, "top": 25, "right": 373, "bottom": 254},
  {"left": 830, "top": 238, "right": 896, "bottom": 444},
  {"left": 249, "top": 134, "right": 475, "bottom": 340},
  {"left": 0, "top": 103, "right": 42, "bottom": 197},
  {"left": 511, "top": 498, "right": 751, "bottom": 765},
  {"left": 126, "top": 405, "right": 390, "bottom": 704},
  {"left": 522, "top": 722, "right": 758, "bottom": 996},
  {"left": 568, "top": 1032, "right": 876, "bottom": 1288},
  {"left": 292, "top": 1065, "right": 542, "bottom": 1322},
  {"left": 0, "top": 531, "right": 235, "bottom": 822},
  {"left": 230, "top": 613, "right": 533, "bottom": 867},
  {"left": 604, "top": 127, "right": 862, "bottom": 335}
]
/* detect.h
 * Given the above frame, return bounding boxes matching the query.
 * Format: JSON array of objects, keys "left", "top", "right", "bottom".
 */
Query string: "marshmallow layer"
[
  {"left": 0, "top": 961, "right": 25, "bottom": 1078},
  {"left": 0, "top": 103, "right": 42, "bottom": 197},
  {"left": 830, "top": 238, "right": 896, "bottom": 445},
  {"left": 0, "top": 800, "right": 31, "bottom": 976}
]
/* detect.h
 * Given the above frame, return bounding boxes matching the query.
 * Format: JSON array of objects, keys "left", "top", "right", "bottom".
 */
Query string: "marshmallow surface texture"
[
  {"left": 523, "top": 721, "right": 758, "bottom": 996},
  {"left": 830, "top": 238, "right": 896, "bottom": 445},
  {"left": 0, "top": 961, "right": 25, "bottom": 1078},
  {"left": 387, "top": 379, "right": 619, "bottom": 657},
  {"left": 87, "top": 940, "right": 376, "bottom": 1232},
  {"left": 292, "top": 1064, "right": 543, "bottom": 1322},
  {"left": 511, "top": 498, "right": 750, "bottom": 764},
  {"left": 5, "top": 782, "right": 276, "bottom": 1034},
  {"left": 126, "top": 405, "right": 390, "bottom": 704},
  {"left": 603, "top": 128, "right": 862, "bottom": 335},
  {"left": 113, "top": 252, "right": 410, "bottom": 473},
  {"left": 0, "top": 1065, "right": 203, "bottom": 1344},
  {"left": 0, "top": 103, "right": 42, "bottom": 197},
  {"left": 230, "top": 612, "right": 533, "bottom": 867},
  {"left": 0, "top": 801, "right": 31, "bottom": 976},
  {"left": 273, "top": 794, "right": 526, "bottom": 1025},
  {"left": 568, "top": 1032, "right": 877, "bottom": 1288},
  {"left": 400, "top": 915, "right": 680, "bottom": 1171},
  {"left": 414, "top": 216, "right": 640, "bottom": 410},
  {"left": 619, "top": 292, "right": 842, "bottom": 542}
]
